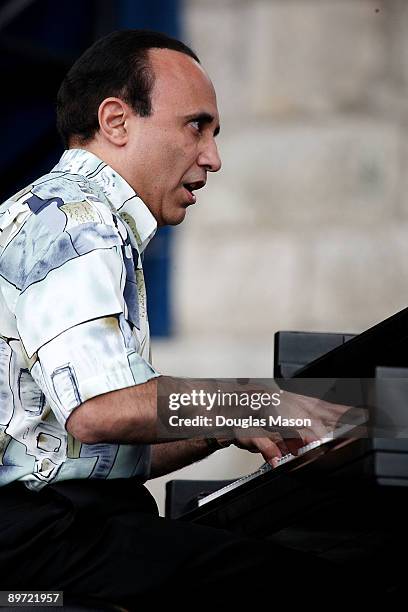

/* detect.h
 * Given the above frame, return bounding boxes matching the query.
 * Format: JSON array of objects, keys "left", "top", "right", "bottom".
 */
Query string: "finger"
[
  {"left": 276, "top": 423, "right": 325, "bottom": 446},
  {"left": 284, "top": 436, "right": 304, "bottom": 455},
  {"left": 251, "top": 437, "right": 282, "bottom": 465},
  {"left": 309, "top": 421, "right": 330, "bottom": 439},
  {"left": 265, "top": 425, "right": 319, "bottom": 453},
  {"left": 268, "top": 426, "right": 303, "bottom": 455},
  {"left": 296, "top": 426, "right": 327, "bottom": 445},
  {"left": 261, "top": 428, "right": 290, "bottom": 455}
]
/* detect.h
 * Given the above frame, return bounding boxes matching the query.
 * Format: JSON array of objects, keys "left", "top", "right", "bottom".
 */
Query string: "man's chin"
[{"left": 160, "top": 206, "right": 188, "bottom": 226}]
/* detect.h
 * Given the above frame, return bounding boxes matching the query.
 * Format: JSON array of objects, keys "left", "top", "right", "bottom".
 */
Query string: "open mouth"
[{"left": 182, "top": 180, "right": 206, "bottom": 204}]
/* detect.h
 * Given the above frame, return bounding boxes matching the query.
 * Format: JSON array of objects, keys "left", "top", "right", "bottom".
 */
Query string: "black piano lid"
[{"left": 288, "top": 305, "right": 408, "bottom": 378}]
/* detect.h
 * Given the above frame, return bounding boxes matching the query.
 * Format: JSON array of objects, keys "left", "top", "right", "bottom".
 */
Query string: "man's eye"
[{"left": 190, "top": 120, "right": 201, "bottom": 131}]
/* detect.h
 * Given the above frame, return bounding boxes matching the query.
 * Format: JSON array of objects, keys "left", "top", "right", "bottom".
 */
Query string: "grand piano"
[{"left": 166, "top": 307, "right": 408, "bottom": 595}]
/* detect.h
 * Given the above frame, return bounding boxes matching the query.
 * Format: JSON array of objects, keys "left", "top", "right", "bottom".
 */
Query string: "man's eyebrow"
[{"left": 186, "top": 112, "right": 221, "bottom": 136}]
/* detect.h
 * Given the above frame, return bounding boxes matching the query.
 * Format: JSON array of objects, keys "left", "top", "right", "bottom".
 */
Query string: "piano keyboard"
[{"left": 197, "top": 421, "right": 361, "bottom": 508}]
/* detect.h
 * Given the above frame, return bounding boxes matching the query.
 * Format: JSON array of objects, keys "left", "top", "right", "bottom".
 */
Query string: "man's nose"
[{"left": 198, "top": 139, "right": 222, "bottom": 173}]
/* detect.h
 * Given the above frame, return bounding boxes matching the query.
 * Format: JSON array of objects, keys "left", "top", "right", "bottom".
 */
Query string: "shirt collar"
[{"left": 52, "top": 149, "right": 157, "bottom": 253}]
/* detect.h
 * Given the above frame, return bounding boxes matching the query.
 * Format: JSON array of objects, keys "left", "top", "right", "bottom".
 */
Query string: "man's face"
[{"left": 123, "top": 48, "right": 221, "bottom": 226}]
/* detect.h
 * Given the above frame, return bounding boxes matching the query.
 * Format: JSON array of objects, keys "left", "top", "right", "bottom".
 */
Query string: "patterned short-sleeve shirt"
[{"left": 0, "top": 148, "right": 160, "bottom": 490}]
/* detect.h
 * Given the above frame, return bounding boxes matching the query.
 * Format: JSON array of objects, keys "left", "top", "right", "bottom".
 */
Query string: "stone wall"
[{"left": 147, "top": 0, "right": 408, "bottom": 513}]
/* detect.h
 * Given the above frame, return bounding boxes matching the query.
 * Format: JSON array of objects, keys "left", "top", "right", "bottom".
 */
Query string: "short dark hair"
[{"left": 56, "top": 29, "right": 200, "bottom": 148}]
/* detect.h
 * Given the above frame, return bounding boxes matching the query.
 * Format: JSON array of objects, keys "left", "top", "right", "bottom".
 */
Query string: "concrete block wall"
[{"left": 147, "top": 0, "right": 408, "bottom": 513}]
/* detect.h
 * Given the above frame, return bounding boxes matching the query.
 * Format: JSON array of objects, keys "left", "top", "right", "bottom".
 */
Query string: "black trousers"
[{"left": 0, "top": 478, "right": 373, "bottom": 607}]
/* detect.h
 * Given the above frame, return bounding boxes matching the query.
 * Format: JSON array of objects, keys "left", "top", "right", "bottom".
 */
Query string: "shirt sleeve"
[{"left": 13, "top": 216, "right": 159, "bottom": 429}]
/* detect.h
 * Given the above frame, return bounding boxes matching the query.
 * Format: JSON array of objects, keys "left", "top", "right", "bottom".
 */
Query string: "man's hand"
[
  {"left": 232, "top": 432, "right": 287, "bottom": 467},
  {"left": 230, "top": 391, "right": 355, "bottom": 466},
  {"left": 275, "top": 390, "right": 351, "bottom": 439},
  {"left": 232, "top": 427, "right": 306, "bottom": 466}
]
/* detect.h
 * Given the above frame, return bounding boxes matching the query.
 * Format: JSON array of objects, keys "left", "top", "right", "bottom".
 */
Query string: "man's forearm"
[
  {"left": 67, "top": 375, "right": 271, "bottom": 444},
  {"left": 67, "top": 374, "right": 336, "bottom": 465},
  {"left": 149, "top": 438, "right": 220, "bottom": 479}
]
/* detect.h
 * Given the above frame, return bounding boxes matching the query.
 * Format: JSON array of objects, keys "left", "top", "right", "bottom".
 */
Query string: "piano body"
[{"left": 166, "top": 318, "right": 408, "bottom": 592}]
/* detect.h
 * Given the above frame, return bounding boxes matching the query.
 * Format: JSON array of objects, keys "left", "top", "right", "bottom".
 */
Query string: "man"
[{"left": 0, "top": 30, "right": 352, "bottom": 606}]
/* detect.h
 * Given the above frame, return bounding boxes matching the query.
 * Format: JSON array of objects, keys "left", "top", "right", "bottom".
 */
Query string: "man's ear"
[{"left": 97, "top": 97, "right": 130, "bottom": 146}]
